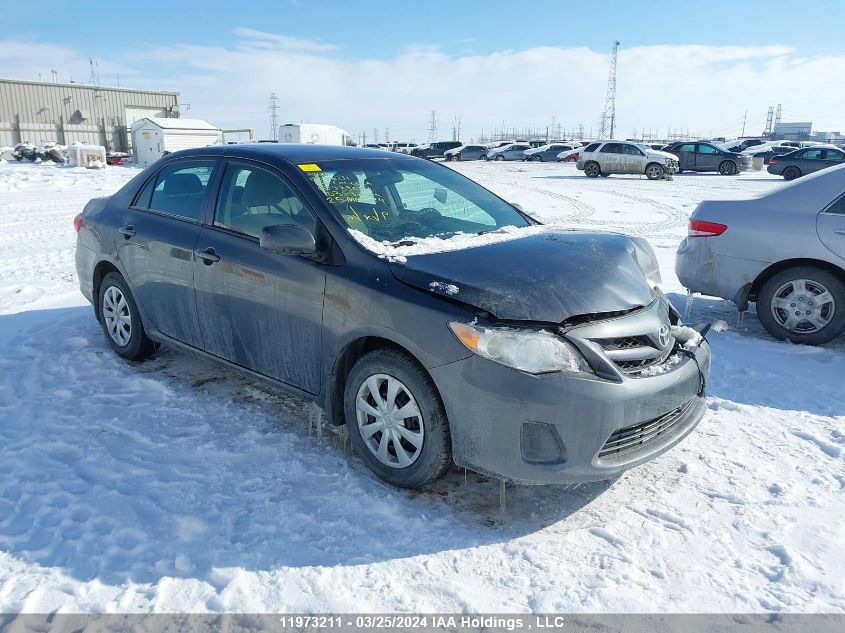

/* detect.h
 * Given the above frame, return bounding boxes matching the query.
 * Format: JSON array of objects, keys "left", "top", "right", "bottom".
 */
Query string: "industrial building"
[
  {"left": 773, "top": 121, "right": 845, "bottom": 144},
  {"left": 0, "top": 78, "right": 179, "bottom": 152}
]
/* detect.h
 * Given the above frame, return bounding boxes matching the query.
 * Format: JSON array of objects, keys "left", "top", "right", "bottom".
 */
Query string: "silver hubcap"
[
  {"left": 102, "top": 285, "right": 132, "bottom": 346},
  {"left": 771, "top": 279, "right": 835, "bottom": 334},
  {"left": 356, "top": 374, "right": 424, "bottom": 468},
  {"left": 647, "top": 165, "right": 661, "bottom": 178}
]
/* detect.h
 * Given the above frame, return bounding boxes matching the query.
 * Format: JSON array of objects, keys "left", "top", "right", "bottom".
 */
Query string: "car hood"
[
  {"left": 388, "top": 230, "right": 656, "bottom": 322},
  {"left": 647, "top": 149, "right": 679, "bottom": 161}
]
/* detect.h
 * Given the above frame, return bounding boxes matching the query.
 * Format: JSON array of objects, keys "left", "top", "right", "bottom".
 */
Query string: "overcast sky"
[{"left": 2, "top": 1, "right": 844, "bottom": 141}]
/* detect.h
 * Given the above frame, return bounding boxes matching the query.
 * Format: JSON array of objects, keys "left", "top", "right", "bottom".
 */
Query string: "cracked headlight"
[{"left": 449, "top": 322, "right": 593, "bottom": 375}]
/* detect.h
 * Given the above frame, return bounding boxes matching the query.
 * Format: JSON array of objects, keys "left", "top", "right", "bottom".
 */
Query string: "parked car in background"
[
  {"left": 741, "top": 143, "right": 801, "bottom": 165},
  {"left": 75, "top": 144, "right": 709, "bottom": 487},
  {"left": 663, "top": 141, "right": 751, "bottom": 175},
  {"left": 557, "top": 146, "right": 586, "bottom": 162},
  {"left": 411, "top": 141, "right": 462, "bottom": 159},
  {"left": 767, "top": 146, "right": 845, "bottom": 180},
  {"left": 486, "top": 141, "right": 515, "bottom": 149},
  {"left": 391, "top": 143, "right": 415, "bottom": 153},
  {"left": 576, "top": 141, "right": 678, "bottom": 180},
  {"left": 676, "top": 164, "right": 845, "bottom": 344},
  {"left": 524, "top": 143, "right": 579, "bottom": 162},
  {"left": 444, "top": 144, "right": 488, "bottom": 161},
  {"left": 528, "top": 140, "right": 546, "bottom": 148},
  {"left": 485, "top": 143, "right": 532, "bottom": 161},
  {"left": 719, "top": 138, "right": 765, "bottom": 153}
]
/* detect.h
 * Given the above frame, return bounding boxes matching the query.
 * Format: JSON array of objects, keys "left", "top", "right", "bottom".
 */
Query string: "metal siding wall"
[{"left": 0, "top": 79, "right": 178, "bottom": 151}]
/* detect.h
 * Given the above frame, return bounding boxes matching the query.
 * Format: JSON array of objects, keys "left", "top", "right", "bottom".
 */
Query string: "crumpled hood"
[
  {"left": 648, "top": 149, "right": 679, "bottom": 161},
  {"left": 388, "top": 230, "right": 656, "bottom": 322}
]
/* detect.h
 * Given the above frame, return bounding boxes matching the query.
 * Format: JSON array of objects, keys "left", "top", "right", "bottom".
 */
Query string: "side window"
[
  {"left": 600, "top": 143, "right": 622, "bottom": 153},
  {"left": 132, "top": 176, "right": 156, "bottom": 209},
  {"left": 623, "top": 144, "right": 644, "bottom": 156},
  {"left": 697, "top": 144, "right": 718, "bottom": 154},
  {"left": 801, "top": 149, "right": 823, "bottom": 160},
  {"left": 214, "top": 164, "right": 315, "bottom": 238},
  {"left": 824, "top": 195, "right": 845, "bottom": 215},
  {"left": 678, "top": 144, "right": 696, "bottom": 152},
  {"left": 148, "top": 162, "right": 214, "bottom": 221},
  {"left": 584, "top": 143, "right": 601, "bottom": 153},
  {"left": 824, "top": 150, "right": 845, "bottom": 162}
]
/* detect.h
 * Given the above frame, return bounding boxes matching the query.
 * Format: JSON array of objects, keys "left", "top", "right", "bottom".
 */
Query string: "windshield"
[{"left": 300, "top": 158, "right": 531, "bottom": 243}]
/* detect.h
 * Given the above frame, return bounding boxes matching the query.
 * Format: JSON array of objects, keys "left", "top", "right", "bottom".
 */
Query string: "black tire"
[
  {"left": 719, "top": 160, "right": 737, "bottom": 176},
  {"left": 98, "top": 272, "right": 158, "bottom": 360},
  {"left": 599, "top": 173, "right": 610, "bottom": 177},
  {"left": 495, "top": 155, "right": 504, "bottom": 161},
  {"left": 645, "top": 163, "right": 665, "bottom": 180},
  {"left": 584, "top": 161, "right": 601, "bottom": 178},
  {"left": 344, "top": 349, "right": 452, "bottom": 488},
  {"left": 676, "top": 168, "right": 684, "bottom": 174},
  {"left": 533, "top": 155, "right": 543, "bottom": 162},
  {"left": 445, "top": 154, "right": 453, "bottom": 161},
  {"left": 756, "top": 266, "right": 845, "bottom": 345},
  {"left": 783, "top": 166, "right": 801, "bottom": 181}
]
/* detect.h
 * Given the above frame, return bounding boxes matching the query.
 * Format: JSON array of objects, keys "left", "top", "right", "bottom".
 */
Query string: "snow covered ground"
[{"left": 0, "top": 160, "right": 843, "bottom": 613}]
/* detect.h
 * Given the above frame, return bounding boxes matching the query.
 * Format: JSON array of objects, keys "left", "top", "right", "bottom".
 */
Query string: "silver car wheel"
[
  {"left": 102, "top": 285, "right": 132, "bottom": 346},
  {"left": 770, "top": 278, "right": 836, "bottom": 334},
  {"left": 356, "top": 373, "right": 424, "bottom": 468},
  {"left": 646, "top": 164, "right": 663, "bottom": 179}
]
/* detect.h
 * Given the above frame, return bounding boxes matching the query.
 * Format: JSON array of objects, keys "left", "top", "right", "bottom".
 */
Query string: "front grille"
[
  {"left": 598, "top": 398, "right": 695, "bottom": 461},
  {"left": 591, "top": 334, "right": 672, "bottom": 375}
]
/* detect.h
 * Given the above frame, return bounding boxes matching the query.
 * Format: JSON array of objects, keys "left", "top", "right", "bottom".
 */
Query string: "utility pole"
[
  {"left": 598, "top": 40, "right": 620, "bottom": 139},
  {"left": 373, "top": 128, "right": 379, "bottom": 143},
  {"left": 428, "top": 110, "right": 438, "bottom": 142},
  {"left": 741, "top": 110, "right": 747, "bottom": 137},
  {"left": 385, "top": 127, "right": 390, "bottom": 143},
  {"left": 268, "top": 93, "right": 280, "bottom": 141}
]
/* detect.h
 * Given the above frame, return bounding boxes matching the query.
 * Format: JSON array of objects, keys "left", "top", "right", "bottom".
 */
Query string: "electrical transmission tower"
[
  {"left": 428, "top": 110, "right": 438, "bottom": 142},
  {"left": 268, "top": 93, "right": 280, "bottom": 141},
  {"left": 763, "top": 106, "right": 774, "bottom": 137},
  {"left": 774, "top": 103, "right": 782, "bottom": 128},
  {"left": 88, "top": 58, "right": 101, "bottom": 86},
  {"left": 598, "top": 41, "right": 620, "bottom": 139}
]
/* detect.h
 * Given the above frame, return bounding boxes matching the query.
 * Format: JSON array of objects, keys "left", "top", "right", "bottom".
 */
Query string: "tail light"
[
  {"left": 73, "top": 213, "right": 84, "bottom": 233},
  {"left": 770, "top": 157, "right": 778, "bottom": 164},
  {"left": 688, "top": 218, "right": 727, "bottom": 237}
]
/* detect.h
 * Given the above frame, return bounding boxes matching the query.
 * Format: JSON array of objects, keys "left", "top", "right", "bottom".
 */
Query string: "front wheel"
[
  {"left": 495, "top": 155, "right": 504, "bottom": 161},
  {"left": 756, "top": 267, "right": 845, "bottom": 345},
  {"left": 344, "top": 349, "right": 452, "bottom": 488},
  {"left": 719, "top": 160, "right": 737, "bottom": 175},
  {"left": 98, "top": 272, "right": 158, "bottom": 360},
  {"left": 584, "top": 161, "right": 601, "bottom": 178},
  {"left": 645, "top": 163, "right": 665, "bottom": 180}
]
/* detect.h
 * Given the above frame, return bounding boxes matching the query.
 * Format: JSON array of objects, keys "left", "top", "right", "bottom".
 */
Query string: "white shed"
[{"left": 131, "top": 117, "right": 222, "bottom": 166}]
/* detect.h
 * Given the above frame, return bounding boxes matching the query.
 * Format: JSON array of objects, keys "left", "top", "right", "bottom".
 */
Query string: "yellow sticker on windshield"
[{"left": 298, "top": 163, "right": 322, "bottom": 172}]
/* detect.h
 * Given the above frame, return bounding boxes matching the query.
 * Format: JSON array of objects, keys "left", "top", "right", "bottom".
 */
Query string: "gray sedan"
[
  {"left": 767, "top": 146, "right": 845, "bottom": 180},
  {"left": 444, "top": 144, "right": 488, "bottom": 161},
  {"left": 676, "top": 164, "right": 845, "bottom": 344},
  {"left": 486, "top": 143, "right": 532, "bottom": 161}
]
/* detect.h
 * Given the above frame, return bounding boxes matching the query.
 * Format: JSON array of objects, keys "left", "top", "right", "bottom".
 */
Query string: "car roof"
[{"left": 163, "top": 143, "right": 403, "bottom": 164}]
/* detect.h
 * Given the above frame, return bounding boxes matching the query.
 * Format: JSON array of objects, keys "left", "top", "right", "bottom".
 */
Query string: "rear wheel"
[
  {"left": 533, "top": 155, "right": 543, "bottom": 162},
  {"left": 345, "top": 349, "right": 452, "bottom": 488},
  {"left": 584, "top": 161, "right": 601, "bottom": 178},
  {"left": 783, "top": 166, "right": 801, "bottom": 181},
  {"left": 98, "top": 272, "right": 157, "bottom": 360},
  {"left": 719, "top": 160, "right": 737, "bottom": 175},
  {"left": 756, "top": 266, "right": 845, "bottom": 345},
  {"left": 645, "top": 163, "right": 665, "bottom": 180}
]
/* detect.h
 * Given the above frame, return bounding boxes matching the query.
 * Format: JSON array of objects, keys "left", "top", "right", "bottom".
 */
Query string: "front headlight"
[{"left": 449, "top": 322, "right": 593, "bottom": 375}]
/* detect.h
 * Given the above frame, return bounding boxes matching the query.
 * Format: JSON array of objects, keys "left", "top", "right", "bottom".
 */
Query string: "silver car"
[
  {"left": 524, "top": 143, "right": 579, "bottom": 162},
  {"left": 676, "top": 164, "right": 845, "bottom": 344},
  {"left": 444, "top": 144, "right": 488, "bottom": 161},
  {"left": 486, "top": 143, "right": 532, "bottom": 161}
]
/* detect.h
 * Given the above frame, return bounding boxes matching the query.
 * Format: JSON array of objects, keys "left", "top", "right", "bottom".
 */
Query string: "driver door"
[{"left": 193, "top": 159, "right": 326, "bottom": 393}]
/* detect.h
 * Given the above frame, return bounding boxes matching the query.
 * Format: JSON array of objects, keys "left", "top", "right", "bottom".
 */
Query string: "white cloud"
[{"left": 3, "top": 31, "right": 844, "bottom": 141}]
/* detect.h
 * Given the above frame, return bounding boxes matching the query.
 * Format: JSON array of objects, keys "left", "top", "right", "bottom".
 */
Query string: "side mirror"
[{"left": 260, "top": 224, "right": 316, "bottom": 255}]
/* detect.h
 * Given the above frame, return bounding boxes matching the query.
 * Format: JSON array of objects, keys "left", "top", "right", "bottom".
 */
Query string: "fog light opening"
[{"left": 521, "top": 422, "right": 566, "bottom": 464}]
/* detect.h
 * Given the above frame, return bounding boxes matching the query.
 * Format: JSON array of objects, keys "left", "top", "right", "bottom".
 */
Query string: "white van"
[{"left": 278, "top": 123, "right": 356, "bottom": 146}]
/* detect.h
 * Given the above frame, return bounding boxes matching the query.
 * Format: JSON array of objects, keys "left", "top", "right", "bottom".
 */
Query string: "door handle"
[
  {"left": 195, "top": 247, "right": 220, "bottom": 264},
  {"left": 119, "top": 225, "right": 135, "bottom": 238}
]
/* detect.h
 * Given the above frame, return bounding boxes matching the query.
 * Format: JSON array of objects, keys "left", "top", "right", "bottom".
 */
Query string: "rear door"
[
  {"left": 817, "top": 193, "right": 845, "bottom": 261},
  {"left": 598, "top": 142, "right": 623, "bottom": 171},
  {"left": 821, "top": 149, "right": 845, "bottom": 172},
  {"left": 116, "top": 160, "right": 217, "bottom": 347},
  {"left": 675, "top": 143, "right": 696, "bottom": 170},
  {"left": 192, "top": 159, "right": 326, "bottom": 393}
]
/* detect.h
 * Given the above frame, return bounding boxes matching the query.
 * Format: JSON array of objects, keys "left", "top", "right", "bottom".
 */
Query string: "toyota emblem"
[{"left": 657, "top": 324, "right": 671, "bottom": 348}]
